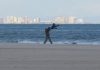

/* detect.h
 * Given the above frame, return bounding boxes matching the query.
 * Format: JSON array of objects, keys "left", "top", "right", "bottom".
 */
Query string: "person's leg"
[
  {"left": 44, "top": 37, "right": 48, "bottom": 44},
  {"left": 48, "top": 37, "right": 53, "bottom": 44}
]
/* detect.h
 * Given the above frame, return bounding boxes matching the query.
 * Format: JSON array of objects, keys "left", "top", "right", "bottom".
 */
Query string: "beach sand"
[{"left": 0, "top": 43, "right": 100, "bottom": 70}]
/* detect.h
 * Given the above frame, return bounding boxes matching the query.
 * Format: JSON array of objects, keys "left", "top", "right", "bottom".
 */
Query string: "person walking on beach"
[{"left": 44, "top": 23, "right": 59, "bottom": 44}]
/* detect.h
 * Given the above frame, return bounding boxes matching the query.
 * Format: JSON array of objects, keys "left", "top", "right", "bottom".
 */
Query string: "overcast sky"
[{"left": 0, "top": 0, "right": 100, "bottom": 23}]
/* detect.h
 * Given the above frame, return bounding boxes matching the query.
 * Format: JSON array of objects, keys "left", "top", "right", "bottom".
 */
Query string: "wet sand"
[{"left": 0, "top": 43, "right": 100, "bottom": 70}]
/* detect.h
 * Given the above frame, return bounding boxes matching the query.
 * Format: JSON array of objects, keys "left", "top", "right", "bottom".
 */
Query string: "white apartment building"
[
  {"left": 33, "top": 17, "right": 40, "bottom": 23},
  {"left": 67, "top": 16, "right": 77, "bottom": 24},
  {"left": 53, "top": 16, "right": 65, "bottom": 24}
]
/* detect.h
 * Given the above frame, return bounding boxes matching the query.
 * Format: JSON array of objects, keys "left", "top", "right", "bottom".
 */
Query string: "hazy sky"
[{"left": 0, "top": 0, "right": 100, "bottom": 22}]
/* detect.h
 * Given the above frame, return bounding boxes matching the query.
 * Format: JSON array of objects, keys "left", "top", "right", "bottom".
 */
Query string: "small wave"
[
  {"left": 17, "top": 40, "right": 100, "bottom": 45},
  {"left": 18, "top": 40, "right": 42, "bottom": 44}
]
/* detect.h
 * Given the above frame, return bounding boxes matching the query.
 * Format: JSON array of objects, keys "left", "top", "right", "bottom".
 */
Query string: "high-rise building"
[
  {"left": 33, "top": 17, "right": 40, "bottom": 23},
  {"left": 17, "top": 17, "right": 23, "bottom": 24},
  {"left": 5, "top": 16, "right": 18, "bottom": 24},
  {"left": 0, "top": 18, "right": 4, "bottom": 23},
  {"left": 13, "top": 16, "right": 18, "bottom": 23},
  {"left": 67, "top": 16, "right": 77, "bottom": 24},
  {"left": 53, "top": 16, "right": 65, "bottom": 23}
]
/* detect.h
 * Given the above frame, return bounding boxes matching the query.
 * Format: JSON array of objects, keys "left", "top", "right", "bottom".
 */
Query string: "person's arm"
[{"left": 51, "top": 23, "right": 59, "bottom": 29}]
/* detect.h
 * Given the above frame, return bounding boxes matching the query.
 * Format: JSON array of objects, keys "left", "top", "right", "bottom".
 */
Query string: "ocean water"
[{"left": 0, "top": 24, "right": 100, "bottom": 45}]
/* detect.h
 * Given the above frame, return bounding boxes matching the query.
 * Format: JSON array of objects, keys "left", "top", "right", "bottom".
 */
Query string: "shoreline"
[{"left": 0, "top": 43, "right": 100, "bottom": 48}]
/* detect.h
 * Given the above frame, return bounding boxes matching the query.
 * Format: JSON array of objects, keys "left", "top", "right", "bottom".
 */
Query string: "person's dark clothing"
[
  {"left": 44, "top": 27, "right": 52, "bottom": 44},
  {"left": 44, "top": 23, "right": 59, "bottom": 44},
  {"left": 51, "top": 23, "right": 59, "bottom": 29}
]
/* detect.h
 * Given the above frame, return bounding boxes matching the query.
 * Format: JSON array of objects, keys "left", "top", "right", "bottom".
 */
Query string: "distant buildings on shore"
[
  {"left": 53, "top": 16, "right": 84, "bottom": 24},
  {"left": 0, "top": 16, "right": 84, "bottom": 24}
]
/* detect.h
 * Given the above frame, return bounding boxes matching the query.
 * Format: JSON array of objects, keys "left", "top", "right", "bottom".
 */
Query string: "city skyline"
[
  {"left": 0, "top": 16, "right": 84, "bottom": 24},
  {"left": 0, "top": 0, "right": 100, "bottom": 23}
]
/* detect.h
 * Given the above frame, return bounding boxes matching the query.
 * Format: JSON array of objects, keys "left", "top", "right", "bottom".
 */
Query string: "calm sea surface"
[{"left": 0, "top": 24, "right": 100, "bottom": 45}]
